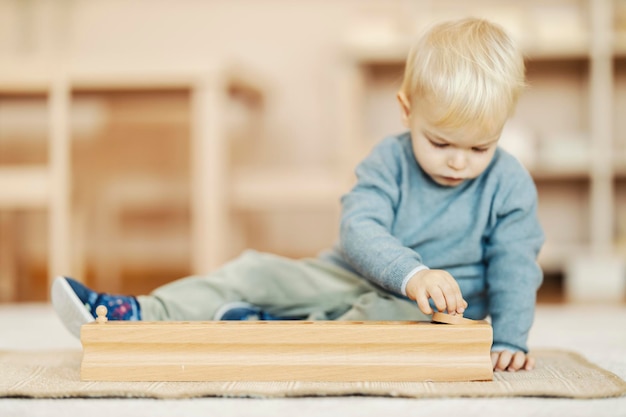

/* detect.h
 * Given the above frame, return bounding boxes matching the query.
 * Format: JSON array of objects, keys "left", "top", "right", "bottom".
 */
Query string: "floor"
[{"left": 0, "top": 302, "right": 625, "bottom": 417}]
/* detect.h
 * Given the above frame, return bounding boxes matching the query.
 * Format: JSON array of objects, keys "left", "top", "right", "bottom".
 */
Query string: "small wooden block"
[
  {"left": 80, "top": 320, "right": 493, "bottom": 382},
  {"left": 432, "top": 312, "right": 479, "bottom": 325}
]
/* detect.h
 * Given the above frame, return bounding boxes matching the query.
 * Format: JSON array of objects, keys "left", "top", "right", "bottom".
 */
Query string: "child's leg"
[
  {"left": 139, "top": 250, "right": 376, "bottom": 321},
  {"left": 336, "top": 291, "right": 432, "bottom": 321},
  {"left": 52, "top": 249, "right": 430, "bottom": 338},
  {"left": 51, "top": 250, "right": 367, "bottom": 337},
  {"left": 51, "top": 276, "right": 141, "bottom": 338}
]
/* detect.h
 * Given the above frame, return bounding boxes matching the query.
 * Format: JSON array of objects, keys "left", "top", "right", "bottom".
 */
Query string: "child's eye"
[
  {"left": 472, "top": 147, "right": 489, "bottom": 153},
  {"left": 430, "top": 141, "right": 448, "bottom": 148}
]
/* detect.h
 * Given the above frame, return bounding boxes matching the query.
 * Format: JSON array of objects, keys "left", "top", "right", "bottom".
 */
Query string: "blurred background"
[{"left": 0, "top": 0, "right": 624, "bottom": 304}]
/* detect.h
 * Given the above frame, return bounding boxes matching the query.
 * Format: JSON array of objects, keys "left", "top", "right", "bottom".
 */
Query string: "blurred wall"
[{"left": 0, "top": 0, "right": 624, "bottom": 301}]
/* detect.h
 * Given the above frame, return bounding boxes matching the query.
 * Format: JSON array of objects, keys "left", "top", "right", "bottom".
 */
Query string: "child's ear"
[{"left": 397, "top": 92, "right": 411, "bottom": 128}]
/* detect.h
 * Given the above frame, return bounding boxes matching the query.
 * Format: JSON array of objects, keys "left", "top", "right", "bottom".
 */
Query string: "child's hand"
[
  {"left": 491, "top": 350, "right": 535, "bottom": 372},
  {"left": 405, "top": 269, "right": 467, "bottom": 315}
]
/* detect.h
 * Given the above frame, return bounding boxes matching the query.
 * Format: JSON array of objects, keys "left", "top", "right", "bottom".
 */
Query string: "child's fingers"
[
  {"left": 415, "top": 291, "right": 433, "bottom": 315},
  {"left": 493, "top": 350, "right": 514, "bottom": 371},
  {"left": 406, "top": 269, "right": 465, "bottom": 315},
  {"left": 442, "top": 289, "right": 458, "bottom": 314},
  {"left": 492, "top": 351, "right": 534, "bottom": 372},
  {"left": 441, "top": 280, "right": 465, "bottom": 314},
  {"left": 490, "top": 352, "right": 499, "bottom": 369},
  {"left": 428, "top": 287, "right": 448, "bottom": 313},
  {"left": 449, "top": 283, "right": 468, "bottom": 313},
  {"left": 506, "top": 352, "right": 527, "bottom": 371},
  {"left": 456, "top": 293, "right": 467, "bottom": 314},
  {"left": 455, "top": 292, "right": 467, "bottom": 314}
]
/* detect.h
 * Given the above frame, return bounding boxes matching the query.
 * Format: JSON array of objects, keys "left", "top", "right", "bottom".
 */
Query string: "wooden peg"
[
  {"left": 432, "top": 311, "right": 478, "bottom": 325},
  {"left": 95, "top": 305, "right": 108, "bottom": 324}
]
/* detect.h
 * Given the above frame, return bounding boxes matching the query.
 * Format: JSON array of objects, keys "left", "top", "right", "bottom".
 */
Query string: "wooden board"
[{"left": 80, "top": 319, "right": 493, "bottom": 382}]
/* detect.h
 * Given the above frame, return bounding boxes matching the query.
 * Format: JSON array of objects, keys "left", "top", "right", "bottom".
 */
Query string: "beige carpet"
[{"left": 1, "top": 349, "right": 625, "bottom": 399}]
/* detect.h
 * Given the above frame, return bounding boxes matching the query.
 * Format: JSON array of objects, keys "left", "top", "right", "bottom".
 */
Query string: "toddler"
[{"left": 52, "top": 17, "right": 544, "bottom": 372}]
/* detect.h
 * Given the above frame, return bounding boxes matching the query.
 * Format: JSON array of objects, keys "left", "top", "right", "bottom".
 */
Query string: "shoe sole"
[{"left": 51, "top": 276, "right": 95, "bottom": 339}]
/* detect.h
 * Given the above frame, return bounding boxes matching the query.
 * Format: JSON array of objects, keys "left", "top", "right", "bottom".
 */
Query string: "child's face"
[{"left": 397, "top": 93, "right": 502, "bottom": 187}]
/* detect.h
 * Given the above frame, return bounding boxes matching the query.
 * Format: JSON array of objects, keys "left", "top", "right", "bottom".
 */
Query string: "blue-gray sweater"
[{"left": 322, "top": 132, "right": 545, "bottom": 352}]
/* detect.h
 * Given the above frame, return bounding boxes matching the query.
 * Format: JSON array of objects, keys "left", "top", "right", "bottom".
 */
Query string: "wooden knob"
[
  {"left": 432, "top": 311, "right": 476, "bottom": 325},
  {"left": 95, "top": 305, "right": 108, "bottom": 323}
]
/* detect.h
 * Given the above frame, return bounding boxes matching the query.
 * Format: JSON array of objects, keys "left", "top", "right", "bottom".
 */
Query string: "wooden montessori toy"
[{"left": 80, "top": 307, "right": 493, "bottom": 382}]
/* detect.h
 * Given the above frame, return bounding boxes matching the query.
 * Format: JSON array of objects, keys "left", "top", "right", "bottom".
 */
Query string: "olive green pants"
[{"left": 138, "top": 250, "right": 429, "bottom": 322}]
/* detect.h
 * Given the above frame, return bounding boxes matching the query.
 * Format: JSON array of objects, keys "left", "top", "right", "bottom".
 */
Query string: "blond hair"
[{"left": 400, "top": 18, "right": 525, "bottom": 132}]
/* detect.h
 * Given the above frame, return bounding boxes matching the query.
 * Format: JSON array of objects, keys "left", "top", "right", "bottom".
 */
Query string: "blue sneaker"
[
  {"left": 51, "top": 276, "right": 141, "bottom": 338},
  {"left": 213, "top": 301, "right": 299, "bottom": 321}
]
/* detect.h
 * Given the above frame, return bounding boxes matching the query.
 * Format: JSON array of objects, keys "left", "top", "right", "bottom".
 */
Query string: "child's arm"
[
  {"left": 404, "top": 269, "right": 467, "bottom": 315},
  {"left": 484, "top": 171, "right": 544, "bottom": 357},
  {"left": 338, "top": 138, "right": 433, "bottom": 296}
]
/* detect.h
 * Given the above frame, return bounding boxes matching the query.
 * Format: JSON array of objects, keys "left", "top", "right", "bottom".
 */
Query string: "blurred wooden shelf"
[
  {"left": 344, "top": 36, "right": 591, "bottom": 65},
  {"left": 614, "top": 32, "right": 626, "bottom": 57},
  {"left": 538, "top": 242, "right": 590, "bottom": 273},
  {"left": 0, "top": 64, "right": 268, "bottom": 296},
  {"left": 530, "top": 165, "right": 592, "bottom": 181},
  {"left": 230, "top": 168, "right": 346, "bottom": 211},
  {"left": 522, "top": 38, "right": 590, "bottom": 61},
  {"left": 0, "top": 166, "right": 50, "bottom": 209}
]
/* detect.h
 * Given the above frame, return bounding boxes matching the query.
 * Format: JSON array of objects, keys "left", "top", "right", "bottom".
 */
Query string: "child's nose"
[{"left": 447, "top": 151, "right": 467, "bottom": 170}]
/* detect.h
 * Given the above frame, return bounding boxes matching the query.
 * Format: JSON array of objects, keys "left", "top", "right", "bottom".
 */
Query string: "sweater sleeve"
[
  {"left": 338, "top": 139, "right": 426, "bottom": 294},
  {"left": 484, "top": 172, "right": 545, "bottom": 353}
]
